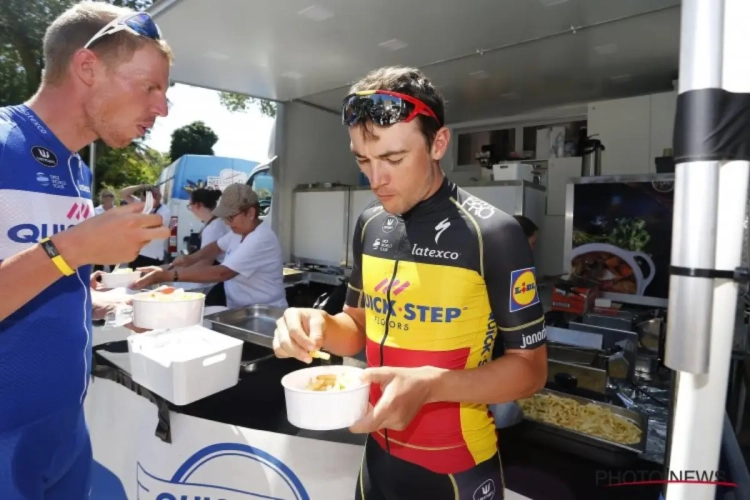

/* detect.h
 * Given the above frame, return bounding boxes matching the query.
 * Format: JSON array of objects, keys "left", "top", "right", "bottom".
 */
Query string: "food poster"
[{"left": 570, "top": 179, "right": 674, "bottom": 298}]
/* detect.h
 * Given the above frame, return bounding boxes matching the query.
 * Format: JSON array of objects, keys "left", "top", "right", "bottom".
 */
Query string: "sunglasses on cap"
[
  {"left": 341, "top": 90, "right": 441, "bottom": 128},
  {"left": 84, "top": 12, "right": 161, "bottom": 50}
]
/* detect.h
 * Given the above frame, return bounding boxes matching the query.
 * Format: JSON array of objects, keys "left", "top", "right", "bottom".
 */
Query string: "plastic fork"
[{"left": 143, "top": 189, "right": 154, "bottom": 214}]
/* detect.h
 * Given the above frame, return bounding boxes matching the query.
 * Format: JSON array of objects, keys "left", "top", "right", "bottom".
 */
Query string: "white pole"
[{"left": 666, "top": 0, "right": 750, "bottom": 499}]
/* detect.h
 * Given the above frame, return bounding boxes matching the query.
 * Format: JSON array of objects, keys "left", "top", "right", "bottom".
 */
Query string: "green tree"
[
  {"left": 169, "top": 121, "right": 218, "bottom": 161},
  {"left": 219, "top": 92, "right": 277, "bottom": 119}
]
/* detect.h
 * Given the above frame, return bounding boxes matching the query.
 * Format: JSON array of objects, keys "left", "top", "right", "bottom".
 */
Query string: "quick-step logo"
[
  {"left": 7, "top": 202, "right": 91, "bottom": 243},
  {"left": 137, "top": 442, "right": 309, "bottom": 500},
  {"left": 478, "top": 313, "right": 497, "bottom": 366},
  {"left": 362, "top": 277, "right": 465, "bottom": 330}
]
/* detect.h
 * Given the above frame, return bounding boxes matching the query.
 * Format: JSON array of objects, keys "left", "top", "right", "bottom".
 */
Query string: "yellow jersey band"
[{"left": 39, "top": 237, "right": 75, "bottom": 277}]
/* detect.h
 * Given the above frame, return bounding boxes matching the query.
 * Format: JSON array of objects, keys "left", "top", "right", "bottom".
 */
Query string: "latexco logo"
[
  {"left": 137, "top": 442, "right": 309, "bottom": 500},
  {"left": 473, "top": 479, "right": 496, "bottom": 500},
  {"left": 31, "top": 146, "right": 57, "bottom": 167},
  {"left": 411, "top": 243, "right": 459, "bottom": 261}
]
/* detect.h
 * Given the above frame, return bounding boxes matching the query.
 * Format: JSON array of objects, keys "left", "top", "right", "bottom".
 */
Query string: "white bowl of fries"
[
  {"left": 130, "top": 287, "right": 205, "bottom": 330},
  {"left": 281, "top": 365, "right": 370, "bottom": 431}
]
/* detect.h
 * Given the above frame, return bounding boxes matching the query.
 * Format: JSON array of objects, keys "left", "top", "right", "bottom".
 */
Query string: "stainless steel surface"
[
  {"left": 548, "top": 359, "right": 608, "bottom": 394},
  {"left": 547, "top": 326, "right": 603, "bottom": 350},
  {"left": 203, "top": 305, "right": 285, "bottom": 348},
  {"left": 568, "top": 322, "right": 639, "bottom": 350},
  {"left": 283, "top": 268, "right": 308, "bottom": 286},
  {"left": 522, "top": 388, "right": 649, "bottom": 455},
  {"left": 584, "top": 311, "right": 635, "bottom": 331},
  {"left": 636, "top": 317, "right": 663, "bottom": 353}
]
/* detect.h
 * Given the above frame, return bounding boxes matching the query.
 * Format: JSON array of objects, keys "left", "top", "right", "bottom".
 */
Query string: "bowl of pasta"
[{"left": 281, "top": 365, "right": 370, "bottom": 431}]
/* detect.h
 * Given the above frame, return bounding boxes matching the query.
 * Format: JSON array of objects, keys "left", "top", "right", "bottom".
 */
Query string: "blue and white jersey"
[{"left": 0, "top": 105, "right": 94, "bottom": 431}]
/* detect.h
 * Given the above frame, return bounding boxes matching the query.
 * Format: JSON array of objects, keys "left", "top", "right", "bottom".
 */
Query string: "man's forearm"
[
  {"left": 174, "top": 265, "right": 233, "bottom": 284},
  {"left": 429, "top": 349, "right": 548, "bottom": 405},
  {"left": 0, "top": 239, "right": 69, "bottom": 321},
  {"left": 321, "top": 311, "right": 366, "bottom": 357}
]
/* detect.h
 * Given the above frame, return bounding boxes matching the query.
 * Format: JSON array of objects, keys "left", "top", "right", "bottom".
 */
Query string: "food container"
[
  {"left": 131, "top": 290, "right": 205, "bottom": 330},
  {"left": 517, "top": 388, "right": 648, "bottom": 467},
  {"left": 100, "top": 269, "right": 141, "bottom": 289},
  {"left": 570, "top": 243, "right": 655, "bottom": 296},
  {"left": 128, "top": 325, "right": 243, "bottom": 405},
  {"left": 281, "top": 365, "right": 370, "bottom": 431}
]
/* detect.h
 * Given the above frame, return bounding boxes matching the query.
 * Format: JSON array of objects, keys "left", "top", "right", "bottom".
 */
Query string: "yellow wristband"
[{"left": 39, "top": 237, "right": 75, "bottom": 277}]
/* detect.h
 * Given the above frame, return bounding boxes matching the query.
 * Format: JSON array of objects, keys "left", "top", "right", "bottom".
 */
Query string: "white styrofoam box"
[
  {"left": 128, "top": 325, "right": 243, "bottom": 406},
  {"left": 492, "top": 163, "right": 535, "bottom": 183},
  {"left": 281, "top": 365, "right": 370, "bottom": 430}
]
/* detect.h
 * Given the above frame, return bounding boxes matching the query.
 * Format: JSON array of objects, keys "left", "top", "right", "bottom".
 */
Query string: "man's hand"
[
  {"left": 349, "top": 366, "right": 445, "bottom": 434},
  {"left": 131, "top": 269, "right": 170, "bottom": 289},
  {"left": 90, "top": 270, "right": 106, "bottom": 290},
  {"left": 273, "top": 308, "right": 327, "bottom": 364},
  {"left": 92, "top": 293, "right": 130, "bottom": 321},
  {"left": 54, "top": 202, "right": 169, "bottom": 267}
]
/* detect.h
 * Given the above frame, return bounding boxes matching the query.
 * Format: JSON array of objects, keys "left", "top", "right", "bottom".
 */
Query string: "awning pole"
[{"left": 665, "top": 0, "right": 750, "bottom": 498}]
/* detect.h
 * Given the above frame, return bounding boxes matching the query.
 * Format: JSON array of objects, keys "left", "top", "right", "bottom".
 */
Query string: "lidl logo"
[{"left": 509, "top": 267, "right": 540, "bottom": 312}]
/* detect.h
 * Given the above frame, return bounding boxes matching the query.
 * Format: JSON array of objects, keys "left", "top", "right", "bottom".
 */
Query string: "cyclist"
[
  {"left": 274, "top": 66, "right": 547, "bottom": 499},
  {"left": 0, "top": 3, "right": 171, "bottom": 498}
]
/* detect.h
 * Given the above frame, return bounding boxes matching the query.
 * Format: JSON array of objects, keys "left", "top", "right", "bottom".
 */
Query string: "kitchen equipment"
[
  {"left": 635, "top": 316, "right": 663, "bottom": 353},
  {"left": 517, "top": 388, "right": 648, "bottom": 466},
  {"left": 547, "top": 343, "right": 632, "bottom": 395},
  {"left": 127, "top": 325, "right": 243, "bottom": 406},
  {"left": 130, "top": 290, "right": 205, "bottom": 330},
  {"left": 281, "top": 365, "right": 370, "bottom": 430},
  {"left": 491, "top": 162, "right": 535, "bottom": 183},
  {"left": 203, "top": 305, "right": 285, "bottom": 348},
  {"left": 583, "top": 310, "right": 635, "bottom": 331},
  {"left": 581, "top": 137, "right": 605, "bottom": 176},
  {"left": 551, "top": 278, "right": 600, "bottom": 316}
]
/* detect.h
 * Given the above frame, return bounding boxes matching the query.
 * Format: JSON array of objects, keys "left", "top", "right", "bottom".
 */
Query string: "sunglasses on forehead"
[
  {"left": 84, "top": 12, "right": 161, "bottom": 50},
  {"left": 341, "top": 90, "right": 441, "bottom": 128}
]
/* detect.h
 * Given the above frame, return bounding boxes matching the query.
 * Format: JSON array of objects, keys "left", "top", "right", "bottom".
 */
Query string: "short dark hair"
[
  {"left": 349, "top": 66, "right": 445, "bottom": 147},
  {"left": 513, "top": 215, "right": 539, "bottom": 238},
  {"left": 190, "top": 188, "right": 222, "bottom": 210}
]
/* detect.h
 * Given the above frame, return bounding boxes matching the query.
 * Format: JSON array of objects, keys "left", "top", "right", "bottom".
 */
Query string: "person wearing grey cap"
[{"left": 132, "top": 183, "right": 287, "bottom": 309}]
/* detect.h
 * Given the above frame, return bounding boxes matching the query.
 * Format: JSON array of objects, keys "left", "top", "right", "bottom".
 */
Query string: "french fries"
[
  {"left": 304, "top": 373, "right": 356, "bottom": 391},
  {"left": 310, "top": 350, "right": 330, "bottom": 360}
]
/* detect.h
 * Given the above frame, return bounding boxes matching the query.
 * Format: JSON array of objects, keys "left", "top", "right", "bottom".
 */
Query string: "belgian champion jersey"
[
  {"left": 345, "top": 178, "right": 546, "bottom": 474},
  {"left": 0, "top": 105, "right": 94, "bottom": 431}
]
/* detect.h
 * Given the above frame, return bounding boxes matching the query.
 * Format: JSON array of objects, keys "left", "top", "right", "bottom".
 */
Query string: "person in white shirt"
[
  {"left": 188, "top": 187, "right": 230, "bottom": 263},
  {"left": 132, "top": 183, "right": 287, "bottom": 309},
  {"left": 94, "top": 189, "right": 115, "bottom": 215},
  {"left": 120, "top": 183, "right": 171, "bottom": 268}
]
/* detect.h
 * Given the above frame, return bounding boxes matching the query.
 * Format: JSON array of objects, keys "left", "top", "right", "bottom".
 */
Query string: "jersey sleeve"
[
  {"left": 482, "top": 215, "right": 546, "bottom": 351},
  {"left": 344, "top": 214, "right": 365, "bottom": 308}
]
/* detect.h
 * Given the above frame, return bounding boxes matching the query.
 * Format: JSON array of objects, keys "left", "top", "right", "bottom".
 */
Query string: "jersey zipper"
[{"left": 378, "top": 218, "right": 408, "bottom": 454}]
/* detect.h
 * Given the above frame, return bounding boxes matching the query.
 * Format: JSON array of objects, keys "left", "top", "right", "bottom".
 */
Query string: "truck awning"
[{"left": 150, "top": 0, "right": 681, "bottom": 123}]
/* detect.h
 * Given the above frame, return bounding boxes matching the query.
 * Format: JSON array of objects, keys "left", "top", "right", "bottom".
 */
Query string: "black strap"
[
  {"left": 674, "top": 89, "right": 750, "bottom": 162},
  {"left": 670, "top": 265, "right": 750, "bottom": 283}
]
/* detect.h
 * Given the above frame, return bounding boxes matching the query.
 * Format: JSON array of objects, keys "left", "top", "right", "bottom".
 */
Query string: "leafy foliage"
[
  {"left": 219, "top": 92, "right": 277, "bottom": 118},
  {"left": 168, "top": 121, "right": 219, "bottom": 161}
]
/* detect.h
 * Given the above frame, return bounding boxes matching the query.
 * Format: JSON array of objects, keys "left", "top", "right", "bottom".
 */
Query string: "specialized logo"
[
  {"left": 67, "top": 202, "right": 91, "bottom": 221},
  {"left": 519, "top": 328, "right": 547, "bottom": 349},
  {"left": 473, "top": 479, "right": 496, "bottom": 500},
  {"left": 462, "top": 196, "right": 495, "bottom": 220},
  {"left": 381, "top": 215, "right": 398, "bottom": 233},
  {"left": 434, "top": 217, "right": 450, "bottom": 244},
  {"left": 411, "top": 243, "right": 459, "bottom": 261},
  {"left": 362, "top": 277, "right": 464, "bottom": 327},
  {"left": 31, "top": 146, "right": 57, "bottom": 167},
  {"left": 509, "top": 267, "right": 540, "bottom": 312},
  {"left": 137, "top": 442, "right": 309, "bottom": 500}
]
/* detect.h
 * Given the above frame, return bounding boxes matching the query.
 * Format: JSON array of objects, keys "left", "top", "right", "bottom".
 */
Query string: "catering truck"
[
  {"left": 85, "top": 1, "right": 750, "bottom": 500},
  {"left": 156, "top": 154, "right": 260, "bottom": 256}
]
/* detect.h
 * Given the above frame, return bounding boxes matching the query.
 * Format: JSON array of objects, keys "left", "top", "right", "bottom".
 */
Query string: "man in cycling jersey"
[
  {"left": 0, "top": 3, "right": 171, "bottom": 498},
  {"left": 274, "top": 66, "right": 547, "bottom": 499}
]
